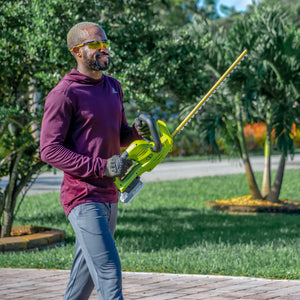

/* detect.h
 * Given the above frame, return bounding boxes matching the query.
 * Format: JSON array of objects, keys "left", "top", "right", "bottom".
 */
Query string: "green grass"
[{"left": 1, "top": 169, "right": 300, "bottom": 279}]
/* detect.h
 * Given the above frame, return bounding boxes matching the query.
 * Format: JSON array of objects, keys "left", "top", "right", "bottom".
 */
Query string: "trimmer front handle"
[{"left": 137, "top": 113, "right": 162, "bottom": 152}]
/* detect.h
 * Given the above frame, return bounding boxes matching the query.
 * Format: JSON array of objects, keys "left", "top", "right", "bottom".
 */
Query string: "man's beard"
[{"left": 83, "top": 50, "right": 110, "bottom": 71}]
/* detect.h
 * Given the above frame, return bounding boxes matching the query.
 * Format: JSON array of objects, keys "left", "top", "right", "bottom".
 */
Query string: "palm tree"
[
  {"left": 249, "top": 4, "right": 300, "bottom": 202},
  {"left": 192, "top": 3, "right": 299, "bottom": 202}
]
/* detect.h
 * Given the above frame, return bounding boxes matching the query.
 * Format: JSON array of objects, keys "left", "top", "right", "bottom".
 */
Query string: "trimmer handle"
[
  {"left": 137, "top": 113, "right": 162, "bottom": 152},
  {"left": 116, "top": 119, "right": 173, "bottom": 195},
  {"left": 121, "top": 114, "right": 162, "bottom": 160}
]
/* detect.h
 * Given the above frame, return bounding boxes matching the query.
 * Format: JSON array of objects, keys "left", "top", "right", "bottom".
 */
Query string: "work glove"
[
  {"left": 134, "top": 116, "right": 151, "bottom": 140},
  {"left": 104, "top": 155, "right": 132, "bottom": 178}
]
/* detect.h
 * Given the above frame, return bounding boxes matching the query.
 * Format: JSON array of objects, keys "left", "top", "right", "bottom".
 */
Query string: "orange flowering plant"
[{"left": 244, "top": 122, "right": 300, "bottom": 151}]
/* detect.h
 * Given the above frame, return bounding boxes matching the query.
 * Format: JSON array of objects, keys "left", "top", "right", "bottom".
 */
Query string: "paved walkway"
[{"left": 1, "top": 268, "right": 300, "bottom": 299}]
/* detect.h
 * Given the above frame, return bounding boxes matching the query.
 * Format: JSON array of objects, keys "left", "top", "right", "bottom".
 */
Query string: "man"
[{"left": 40, "top": 22, "right": 150, "bottom": 300}]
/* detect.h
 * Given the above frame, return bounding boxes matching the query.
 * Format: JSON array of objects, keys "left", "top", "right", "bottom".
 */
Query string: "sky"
[
  {"left": 216, "top": 0, "right": 259, "bottom": 16},
  {"left": 197, "top": 0, "right": 259, "bottom": 17}
]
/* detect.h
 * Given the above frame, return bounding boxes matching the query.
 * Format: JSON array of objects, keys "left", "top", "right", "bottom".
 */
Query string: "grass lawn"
[{"left": 1, "top": 169, "right": 300, "bottom": 280}]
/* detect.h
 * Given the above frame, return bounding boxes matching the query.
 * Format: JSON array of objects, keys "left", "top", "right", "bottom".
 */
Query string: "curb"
[{"left": 0, "top": 226, "right": 66, "bottom": 252}]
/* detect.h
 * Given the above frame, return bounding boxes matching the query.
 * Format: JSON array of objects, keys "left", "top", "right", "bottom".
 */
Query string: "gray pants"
[{"left": 63, "top": 202, "right": 123, "bottom": 300}]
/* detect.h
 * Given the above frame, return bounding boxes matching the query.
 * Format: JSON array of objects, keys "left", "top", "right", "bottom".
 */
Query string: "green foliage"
[
  {"left": 106, "top": 1, "right": 173, "bottom": 113},
  {"left": 0, "top": 0, "right": 226, "bottom": 235},
  {"left": 249, "top": 4, "right": 300, "bottom": 155},
  {"left": 127, "top": 2, "right": 299, "bottom": 201},
  {"left": 0, "top": 0, "right": 214, "bottom": 236},
  {"left": 0, "top": 0, "right": 105, "bottom": 236},
  {"left": 144, "top": 2, "right": 300, "bottom": 159},
  {"left": 184, "top": 3, "right": 300, "bottom": 158}
]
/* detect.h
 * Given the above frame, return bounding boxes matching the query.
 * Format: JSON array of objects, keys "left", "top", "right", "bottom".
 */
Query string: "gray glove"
[
  {"left": 104, "top": 155, "right": 132, "bottom": 178},
  {"left": 134, "top": 116, "right": 151, "bottom": 139}
]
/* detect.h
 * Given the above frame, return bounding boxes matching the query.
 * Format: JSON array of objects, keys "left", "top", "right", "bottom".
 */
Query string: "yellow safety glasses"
[{"left": 70, "top": 40, "right": 111, "bottom": 52}]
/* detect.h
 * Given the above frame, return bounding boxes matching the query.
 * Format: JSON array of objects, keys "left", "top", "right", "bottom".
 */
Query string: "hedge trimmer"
[{"left": 115, "top": 49, "right": 248, "bottom": 203}]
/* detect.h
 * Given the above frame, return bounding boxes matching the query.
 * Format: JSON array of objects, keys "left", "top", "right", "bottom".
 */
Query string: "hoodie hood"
[{"left": 63, "top": 68, "right": 105, "bottom": 85}]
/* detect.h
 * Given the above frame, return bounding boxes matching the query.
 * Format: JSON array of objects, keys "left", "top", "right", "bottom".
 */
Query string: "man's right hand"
[{"left": 104, "top": 155, "right": 132, "bottom": 178}]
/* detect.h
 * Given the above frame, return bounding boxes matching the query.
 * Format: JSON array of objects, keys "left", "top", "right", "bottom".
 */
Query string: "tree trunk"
[
  {"left": 0, "top": 191, "right": 4, "bottom": 233},
  {"left": 29, "top": 80, "right": 41, "bottom": 143},
  {"left": 266, "top": 153, "right": 286, "bottom": 203},
  {"left": 261, "top": 113, "right": 272, "bottom": 198},
  {"left": 234, "top": 93, "right": 262, "bottom": 200},
  {"left": 1, "top": 209, "right": 15, "bottom": 238},
  {"left": 0, "top": 159, "right": 45, "bottom": 237},
  {"left": 242, "top": 154, "right": 263, "bottom": 199},
  {"left": 1, "top": 151, "right": 23, "bottom": 237},
  {"left": 261, "top": 152, "right": 271, "bottom": 198}
]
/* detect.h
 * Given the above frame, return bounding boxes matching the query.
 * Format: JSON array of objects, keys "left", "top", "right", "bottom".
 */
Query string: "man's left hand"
[{"left": 134, "top": 116, "right": 151, "bottom": 139}]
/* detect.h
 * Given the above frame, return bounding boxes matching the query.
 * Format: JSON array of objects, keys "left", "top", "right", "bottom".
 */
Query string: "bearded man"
[{"left": 40, "top": 22, "right": 150, "bottom": 300}]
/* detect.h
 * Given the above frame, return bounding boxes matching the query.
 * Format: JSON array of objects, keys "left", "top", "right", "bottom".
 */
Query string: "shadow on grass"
[
  {"left": 14, "top": 204, "right": 300, "bottom": 253},
  {"left": 15, "top": 211, "right": 76, "bottom": 244},
  {"left": 116, "top": 207, "right": 300, "bottom": 252},
  {"left": 16, "top": 210, "right": 68, "bottom": 227}
]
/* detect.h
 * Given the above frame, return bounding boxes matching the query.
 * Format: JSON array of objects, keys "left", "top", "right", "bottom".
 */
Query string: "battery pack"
[{"left": 119, "top": 180, "right": 144, "bottom": 204}]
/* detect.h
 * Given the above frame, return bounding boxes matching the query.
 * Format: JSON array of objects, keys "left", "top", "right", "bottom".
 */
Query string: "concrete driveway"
[{"left": 1, "top": 154, "right": 298, "bottom": 195}]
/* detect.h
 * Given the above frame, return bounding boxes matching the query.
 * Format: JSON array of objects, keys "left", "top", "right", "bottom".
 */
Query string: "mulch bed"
[
  {"left": 10, "top": 225, "right": 51, "bottom": 237},
  {"left": 206, "top": 195, "right": 300, "bottom": 214}
]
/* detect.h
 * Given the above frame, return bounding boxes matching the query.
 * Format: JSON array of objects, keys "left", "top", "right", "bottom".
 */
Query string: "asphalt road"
[{"left": 1, "top": 154, "right": 299, "bottom": 195}]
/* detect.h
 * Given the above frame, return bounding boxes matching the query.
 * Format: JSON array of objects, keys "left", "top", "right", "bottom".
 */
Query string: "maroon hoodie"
[{"left": 40, "top": 69, "right": 140, "bottom": 216}]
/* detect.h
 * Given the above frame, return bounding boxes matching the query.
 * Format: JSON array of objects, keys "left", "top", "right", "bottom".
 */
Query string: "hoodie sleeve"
[{"left": 40, "top": 90, "right": 107, "bottom": 178}]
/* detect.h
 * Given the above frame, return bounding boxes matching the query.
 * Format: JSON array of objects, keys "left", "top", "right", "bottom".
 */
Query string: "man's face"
[{"left": 80, "top": 26, "right": 110, "bottom": 71}]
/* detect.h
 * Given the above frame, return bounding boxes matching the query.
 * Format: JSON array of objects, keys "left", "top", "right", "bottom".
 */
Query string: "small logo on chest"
[{"left": 112, "top": 88, "right": 118, "bottom": 94}]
